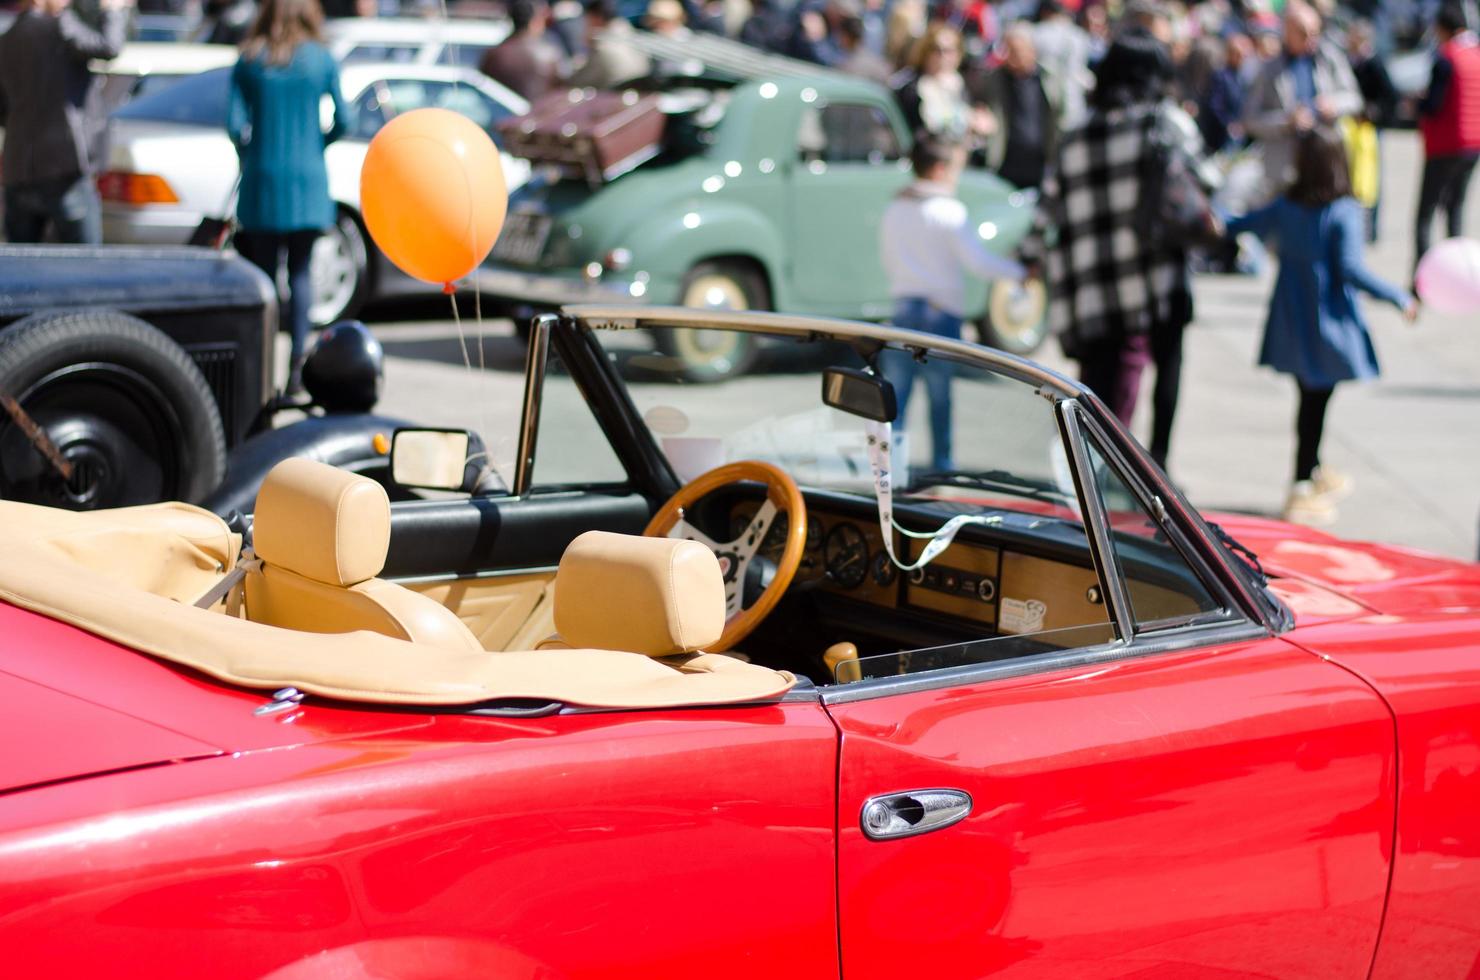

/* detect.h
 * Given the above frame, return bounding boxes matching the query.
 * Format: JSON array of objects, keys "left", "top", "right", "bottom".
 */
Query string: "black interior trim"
[{"left": 384, "top": 490, "right": 651, "bottom": 578}]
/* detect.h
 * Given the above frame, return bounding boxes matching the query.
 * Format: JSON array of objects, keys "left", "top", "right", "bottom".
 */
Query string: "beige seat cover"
[
  {"left": 0, "top": 498, "right": 794, "bottom": 708},
  {"left": 245, "top": 458, "right": 483, "bottom": 653}
]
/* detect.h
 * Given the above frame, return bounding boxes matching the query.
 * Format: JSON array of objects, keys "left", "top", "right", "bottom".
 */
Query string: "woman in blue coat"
[
  {"left": 227, "top": 0, "right": 347, "bottom": 396},
  {"left": 1227, "top": 126, "right": 1417, "bottom": 526}
]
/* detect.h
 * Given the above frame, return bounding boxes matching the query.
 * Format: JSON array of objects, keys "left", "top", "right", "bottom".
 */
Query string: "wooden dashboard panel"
[
  {"left": 903, "top": 540, "right": 1000, "bottom": 624},
  {"left": 998, "top": 552, "right": 1109, "bottom": 634}
]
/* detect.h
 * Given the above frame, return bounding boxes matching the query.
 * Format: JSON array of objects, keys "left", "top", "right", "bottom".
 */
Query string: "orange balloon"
[{"left": 360, "top": 108, "right": 508, "bottom": 287}]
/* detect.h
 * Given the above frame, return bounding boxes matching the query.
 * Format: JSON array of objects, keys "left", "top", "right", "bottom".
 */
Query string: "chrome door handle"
[{"left": 860, "top": 789, "right": 972, "bottom": 841}]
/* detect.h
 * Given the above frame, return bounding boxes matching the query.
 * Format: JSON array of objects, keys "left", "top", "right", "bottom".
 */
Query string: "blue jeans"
[
  {"left": 3, "top": 174, "right": 102, "bottom": 244},
  {"left": 880, "top": 298, "right": 961, "bottom": 473},
  {"left": 235, "top": 229, "right": 319, "bottom": 373}
]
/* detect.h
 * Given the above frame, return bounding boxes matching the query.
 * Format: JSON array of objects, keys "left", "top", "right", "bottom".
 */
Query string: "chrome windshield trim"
[
  {"left": 1059, "top": 400, "right": 1135, "bottom": 642},
  {"left": 1069, "top": 397, "right": 1286, "bottom": 632},
  {"left": 513, "top": 313, "right": 554, "bottom": 497},
  {"left": 1070, "top": 406, "right": 1254, "bottom": 633},
  {"left": 563, "top": 304, "right": 1083, "bottom": 398},
  {"left": 819, "top": 619, "right": 1271, "bottom": 705}
]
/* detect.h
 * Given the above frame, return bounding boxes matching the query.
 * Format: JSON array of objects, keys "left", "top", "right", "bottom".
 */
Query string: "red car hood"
[{"left": 1208, "top": 513, "right": 1480, "bottom": 621}]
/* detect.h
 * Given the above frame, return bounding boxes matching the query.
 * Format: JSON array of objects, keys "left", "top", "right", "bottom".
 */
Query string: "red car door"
[
  {"left": 830, "top": 409, "right": 1397, "bottom": 979},
  {"left": 830, "top": 634, "right": 1395, "bottom": 978}
]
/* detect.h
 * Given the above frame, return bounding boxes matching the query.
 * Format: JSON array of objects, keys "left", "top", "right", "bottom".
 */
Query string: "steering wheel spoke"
[{"left": 644, "top": 462, "right": 807, "bottom": 651}]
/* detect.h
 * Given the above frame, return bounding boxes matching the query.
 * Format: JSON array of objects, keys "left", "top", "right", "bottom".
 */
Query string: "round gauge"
[
  {"left": 824, "top": 522, "right": 869, "bottom": 589},
  {"left": 871, "top": 551, "right": 898, "bottom": 587},
  {"left": 763, "top": 511, "right": 789, "bottom": 551}
]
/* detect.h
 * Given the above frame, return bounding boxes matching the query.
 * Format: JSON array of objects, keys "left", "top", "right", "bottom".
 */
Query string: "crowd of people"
[{"left": 1, "top": 0, "right": 1476, "bottom": 524}]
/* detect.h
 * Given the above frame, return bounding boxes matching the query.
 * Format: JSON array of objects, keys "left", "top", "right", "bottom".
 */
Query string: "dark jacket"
[
  {"left": 0, "top": 6, "right": 126, "bottom": 186},
  {"left": 1351, "top": 53, "right": 1397, "bottom": 126},
  {"left": 973, "top": 66, "right": 1058, "bottom": 189},
  {"left": 478, "top": 31, "right": 564, "bottom": 102},
  {"left": 1199, "top": 65, "right": 1246, "bottom": 152}
]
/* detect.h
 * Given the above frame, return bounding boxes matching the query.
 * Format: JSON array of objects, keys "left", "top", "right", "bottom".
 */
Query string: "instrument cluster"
[{"left": 728, "top": 502, "right": 892, "bottom": 596}]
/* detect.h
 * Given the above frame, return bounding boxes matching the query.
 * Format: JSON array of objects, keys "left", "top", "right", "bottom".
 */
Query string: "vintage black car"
[{"left": 0, "top": 244, "right": 408, "bottom": 513}]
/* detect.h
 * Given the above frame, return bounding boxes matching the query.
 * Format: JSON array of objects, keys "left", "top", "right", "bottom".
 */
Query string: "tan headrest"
[
  {"left": 253, "top": 458, "right": 390, "bottom": 587},
  {"left": 554, "top": 530, "right": 724, "bottom": 656}
]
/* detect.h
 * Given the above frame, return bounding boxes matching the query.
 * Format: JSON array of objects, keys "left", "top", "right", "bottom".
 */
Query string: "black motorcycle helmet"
[{"left": 301, "top": 321, "right": 384, "bottom": 414}]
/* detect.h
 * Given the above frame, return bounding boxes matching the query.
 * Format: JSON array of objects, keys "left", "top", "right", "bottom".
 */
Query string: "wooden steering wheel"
[{"left": 643, "top": 461, "right": 807, "bottom": 652}]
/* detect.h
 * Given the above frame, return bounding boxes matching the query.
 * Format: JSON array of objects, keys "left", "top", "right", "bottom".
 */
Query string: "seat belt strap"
[{"left": 194, "top": 548, "right": 260, "bottom": 614}]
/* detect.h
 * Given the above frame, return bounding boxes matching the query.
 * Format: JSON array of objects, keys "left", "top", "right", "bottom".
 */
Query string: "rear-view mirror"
[
  {"left": 391, "top": 428, "right": 473, "bottom": 491},
  {"left": 822, "top": 367, "right": 897, "bottom": 423}
]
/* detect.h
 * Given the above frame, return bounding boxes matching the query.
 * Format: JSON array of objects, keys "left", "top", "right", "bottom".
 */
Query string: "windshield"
[
  {"left": 114, "top": 67, "right": 229, "bottom": 126},
  {"left": 593, "top": 324, "right": 1081, "bottom": 519}
]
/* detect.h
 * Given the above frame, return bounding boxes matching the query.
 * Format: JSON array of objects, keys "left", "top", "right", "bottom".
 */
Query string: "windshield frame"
[{"left": 539, "top": 306, "right": 1285, "bottom": 636}]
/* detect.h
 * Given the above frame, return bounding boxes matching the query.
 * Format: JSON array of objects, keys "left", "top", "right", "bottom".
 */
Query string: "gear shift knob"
[{"left": 824, "top": 641, "right": 859, "bottom": 673}]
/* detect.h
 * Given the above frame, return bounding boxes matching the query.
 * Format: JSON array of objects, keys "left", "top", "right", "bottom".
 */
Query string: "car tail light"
[{"left": 97, "top": 171, "right": 180, "bottom": 205}]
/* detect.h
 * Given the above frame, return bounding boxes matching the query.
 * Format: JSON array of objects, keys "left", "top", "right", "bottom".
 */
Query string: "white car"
[
  {"left": 101, "top": 62, "right": 530, "bottom": 323},
  {"left": 324, "top": 16, "right": 511, "bottom": 69},
  {"left": 91, "top": 41, "right": 240, "bottom": 112}
]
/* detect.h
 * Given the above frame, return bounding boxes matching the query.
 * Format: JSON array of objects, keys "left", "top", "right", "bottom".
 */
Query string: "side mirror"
[
  {"left": 822, "top": 366, "right": 897, "bottom": 423},
  {"left": 391, "top": 428, "right": 474, "bottom": 491}
]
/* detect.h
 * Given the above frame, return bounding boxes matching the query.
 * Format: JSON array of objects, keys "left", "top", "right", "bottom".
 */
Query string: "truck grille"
[{"left": 190, "top": 346, "right": 237, "bottom": 442}]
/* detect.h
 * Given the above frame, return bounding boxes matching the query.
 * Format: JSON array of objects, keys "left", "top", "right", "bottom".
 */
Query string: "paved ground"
[{"left": 342, "top": 129, "right": 1478, "bottom": 561}]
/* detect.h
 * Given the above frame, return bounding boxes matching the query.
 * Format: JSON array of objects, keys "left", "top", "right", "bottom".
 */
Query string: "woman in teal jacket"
[
  {"left": 227, "top": 0, "right": 347, "bottom": 395},
  {"left": 1226, "top": 127, "right": 1417, "bottom": 526}
]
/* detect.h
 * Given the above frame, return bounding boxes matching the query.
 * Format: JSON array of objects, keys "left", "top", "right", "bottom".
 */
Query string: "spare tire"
[{"left": 0, "top": 310, "right": 228, "bottom": 509}]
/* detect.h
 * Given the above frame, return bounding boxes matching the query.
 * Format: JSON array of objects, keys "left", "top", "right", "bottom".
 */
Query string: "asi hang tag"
[{"left": 863, "top": 420, "right": 1003, "bottom": 573}]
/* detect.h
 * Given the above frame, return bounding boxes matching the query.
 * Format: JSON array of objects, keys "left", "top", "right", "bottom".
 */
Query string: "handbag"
[
  {"left": 188, "top": 174, "right": 241, "bottom": 250},
  {"left": 1135, "top": 106, "right": 1224, "bottom": 252}
]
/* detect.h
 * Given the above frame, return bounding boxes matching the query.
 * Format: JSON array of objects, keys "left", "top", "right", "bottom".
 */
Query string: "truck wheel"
[
  {"left": 310, "top": 210, "right": 371, "bottom": 326},
  {"left": 0, "top": 311, "right": 228, "bottom": 510},
  {"left": 656, "top": 260, "right": 767, "bottom": 383},
  {"left": 979, "top": 278, "right": 1049, "bottom": 355}
]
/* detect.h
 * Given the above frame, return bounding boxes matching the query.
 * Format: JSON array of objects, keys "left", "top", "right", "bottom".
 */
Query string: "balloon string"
[
  {"left": 449, "top": 291, "right": 473, "bottom": 375},
  {"left": 472, "top": 275, "right": 491, "bottom": 482},
  {"left": 474, "top": 277, "right": 485, "bottom": 375}
]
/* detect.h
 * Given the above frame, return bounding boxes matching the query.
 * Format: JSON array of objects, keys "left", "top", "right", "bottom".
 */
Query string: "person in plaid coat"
[{"left": 1032, "top": 29, "right": 1217, "bottom": 469}]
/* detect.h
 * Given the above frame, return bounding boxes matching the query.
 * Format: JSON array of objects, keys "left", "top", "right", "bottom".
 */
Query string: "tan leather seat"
[
  {"left": 539, "top": 530, "right": 725, "bottom": 655},
  {"left": 245, "top": 458, "right": 483, "bottom": 652}
]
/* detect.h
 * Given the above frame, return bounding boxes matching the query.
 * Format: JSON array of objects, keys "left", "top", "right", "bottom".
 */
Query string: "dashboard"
[{"left": 728, "top": 498, "right": 1115, "bottom": 638}]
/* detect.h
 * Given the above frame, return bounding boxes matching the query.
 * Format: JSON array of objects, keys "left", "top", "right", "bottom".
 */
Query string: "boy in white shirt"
[{"left": 879, "top": 135, "right": 1029, "bottom": 471}]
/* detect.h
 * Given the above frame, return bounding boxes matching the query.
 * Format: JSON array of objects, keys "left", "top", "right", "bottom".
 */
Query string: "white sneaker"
[
  {"left": 1311, "top": 465, "right": 1352, "bottom": 501},
  {"left": 1283, "top": 480, "right": 1338, "bottom": 527}
]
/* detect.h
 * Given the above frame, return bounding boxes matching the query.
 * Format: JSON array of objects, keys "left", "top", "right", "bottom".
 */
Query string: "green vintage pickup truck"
[{"left": 479, "top": 36, "right": 1045, "bottom": 381}]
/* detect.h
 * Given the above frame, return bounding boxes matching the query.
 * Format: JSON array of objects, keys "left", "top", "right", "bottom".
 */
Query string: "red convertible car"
[{"left": 1, "top": 307, "right": 1478, "bottom": 979}]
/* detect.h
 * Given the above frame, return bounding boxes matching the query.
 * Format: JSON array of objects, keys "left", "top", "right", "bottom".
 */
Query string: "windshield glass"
[
  {"left": 594, "top": 323, "right": 1080, "bottom": 518},
  {"left": 114, "top": 68, "right": 229, "bottom": 126}
]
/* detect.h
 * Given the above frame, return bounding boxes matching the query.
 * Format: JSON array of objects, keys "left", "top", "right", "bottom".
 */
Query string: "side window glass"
[
  {"left": 798, "top": 104, "right": 902, "bottom": 165},
  {"left": 857, "top": 105, "right": 902, "bottom": 162},
  {"left": 1083, "top": 437, "right": 1223, "bottom": 629},
  {"left": 429, "top": 81, "right": 510, "bottom": 131},
  {"left": 797, "top": 105, "right": 827, "bottom": 163},
  {"left": 530, "top": 340, "right": 629, "bottom": 488},
  {"left": 348, "top": 80, "right": 431, "bottom": 139},
  {"left": 349, "top": 85, "right": 388, "bottom": 140}
]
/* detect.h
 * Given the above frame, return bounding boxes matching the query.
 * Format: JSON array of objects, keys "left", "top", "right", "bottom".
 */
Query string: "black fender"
[{"left": 202, "top": 412, "right": 410, "bottom": 518}]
